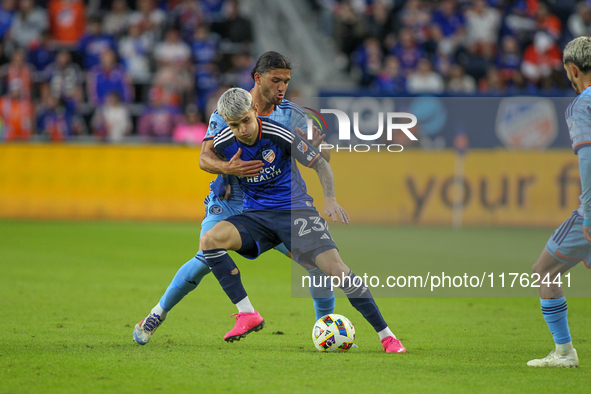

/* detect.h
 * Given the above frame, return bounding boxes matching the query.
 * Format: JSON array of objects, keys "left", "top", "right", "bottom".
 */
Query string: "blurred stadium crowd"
[
  {"left": 0, "top": 0, "right": 252, "bottom": 142},
  {"left": 0, "top": 0, "right": 587, "bottom": 142},
  {"left": 314, "top": 0, "right": 582, "bottom": 94}
]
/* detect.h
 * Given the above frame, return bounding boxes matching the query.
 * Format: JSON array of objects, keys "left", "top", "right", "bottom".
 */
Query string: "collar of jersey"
[{"left": 237, "top": 118, "right": 263, "bottom": 148}]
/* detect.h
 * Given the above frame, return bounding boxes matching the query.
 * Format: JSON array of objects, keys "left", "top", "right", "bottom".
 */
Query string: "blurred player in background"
[
  {"left": 133, "top": 51, "right": 334, "bottom": 345},
  {"left": 200, "top": 87, "right": 405, "bottom": 353},
  {"left": 527, "top": 36, "right": 591, "bottom": 368}
]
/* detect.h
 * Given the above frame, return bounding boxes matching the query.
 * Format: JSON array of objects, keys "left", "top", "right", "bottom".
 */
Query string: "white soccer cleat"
[
  {"left": 133, "top": 313, "right": 164, "bottom": 345},
  {"left": 527, "top": 349, "right": 579, "bottom": 368}
]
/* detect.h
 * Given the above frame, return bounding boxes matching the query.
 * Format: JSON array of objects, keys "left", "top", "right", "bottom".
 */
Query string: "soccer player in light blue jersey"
[
  {"left": 133, "top": 52, "right": 334, "bottom": 345},
  {"left": 527, "top": 36, "right": 591, "bottom": 368}
]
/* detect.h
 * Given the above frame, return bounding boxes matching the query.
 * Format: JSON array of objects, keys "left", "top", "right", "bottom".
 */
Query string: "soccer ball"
[{"left": 312, "top": 314, "right": 355, "bottom": 352}]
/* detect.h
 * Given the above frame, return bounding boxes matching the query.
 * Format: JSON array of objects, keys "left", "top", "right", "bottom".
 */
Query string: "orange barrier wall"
[
  {"left": 0, "top": 145, "right": 580, "bottom": 226},
  {"left": 0, "top": 145, "right": 215, "bottom": 221},
  {"left": 301, "top": 149, "right": 580, "bottom": 227}
]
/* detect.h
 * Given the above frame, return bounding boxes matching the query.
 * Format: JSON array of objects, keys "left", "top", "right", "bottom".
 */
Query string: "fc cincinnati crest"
[
  {"left": 297, "top": 141, "right": 308, "bottom": 153},
  {"left": 262, "top": 149, "right": 275, "bottom": 163}
]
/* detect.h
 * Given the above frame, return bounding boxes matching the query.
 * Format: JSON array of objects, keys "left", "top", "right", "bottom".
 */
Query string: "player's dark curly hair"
[{"left": 250, "top": 51, "right": 293, "bottom": 80}]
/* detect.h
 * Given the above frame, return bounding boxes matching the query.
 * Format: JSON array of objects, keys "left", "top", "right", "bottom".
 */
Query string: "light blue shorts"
[
  {"left": 201, "top": 193, "right": 243, "bottom": 236},
  {"left": 200, "top": 193, "right": 290, "bottom": 256},
  {"left": 545, "top": 210, "right": 591, "bottom": 268}
]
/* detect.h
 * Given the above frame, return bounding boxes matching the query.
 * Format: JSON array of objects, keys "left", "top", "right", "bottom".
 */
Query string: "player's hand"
[
  {"left": 222, "top": 184, "right": 231, "bottom": 201},
  {"left": 210, "top": 176, "right": 228, "bottom": 199},
  {"left": 584, "top": 225, "right": 591, "bottom": 243},
  {"left": 296, "top": 126, "right": 326, "bottom": 149},
  {"left": 226, "top": 148, "right": 264, "bottom": 177},
  {"left": 324, "top": 197, "right": 350, "bottom": 224}
]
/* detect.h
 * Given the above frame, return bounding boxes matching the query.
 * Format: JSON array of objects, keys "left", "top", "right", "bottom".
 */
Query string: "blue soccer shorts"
[
  {"left": 224, "top": 209, "right": 337, "bottom": 264},
  {"left": 201, "top": 193, "right": 243, "bottom": 235}
]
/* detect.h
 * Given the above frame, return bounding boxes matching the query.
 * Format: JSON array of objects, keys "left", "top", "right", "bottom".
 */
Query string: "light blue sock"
[
  {"left": 159, "top": 253, "right": 211, "bottom": 311},
  {"left": 307, "top": 267, "right": 335, "bottom": 320},
  {"left": 541, "top": 297, "right": 571, "bottom": 344},
  {"left": 313, "top": 298, "right": 335, "bottom": 321}
]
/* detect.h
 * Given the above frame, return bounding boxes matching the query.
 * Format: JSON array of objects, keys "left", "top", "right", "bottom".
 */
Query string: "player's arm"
[
  {"left": 296, "top": 126, "right": 331, "bottom": 162},
  {"left": 578, "top": 145, "right": 591, "bottom": 242},
  {"left": 286, "top": 128, "right": 346, "bottom": 222},
  {"left": 199, "top": 139, "right": 264, "bottom": 177},
  {"left": 209, "top": 173, "right": 232, "bottom": 200},
  {"left": 291, "top": 103, "right": 331, "bottom": 162},
  {"left": 312, "top": 157, "right": 349, "bottom": 224}
]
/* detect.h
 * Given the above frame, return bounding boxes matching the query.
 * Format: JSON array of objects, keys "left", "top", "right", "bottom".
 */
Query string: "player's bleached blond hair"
[
  {"left": 217, "top": 87, "right": 254, "bottom": 121},
  {"left": 563, "top": 36, "right": 591, "bottom": 73}
]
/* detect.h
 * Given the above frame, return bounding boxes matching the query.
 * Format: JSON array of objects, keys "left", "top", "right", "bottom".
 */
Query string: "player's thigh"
[
  {"left": 533, "top": 248, "right": 572, "bottom": 277},
  {"left": 201, "top": 210, "right": 232, "bottom": 236},
  {"left": 202, "top": 197, "right": 242, "bottom": 229},
  {"left": 199, "top": 220, "right": 242, "bottom": 251}
]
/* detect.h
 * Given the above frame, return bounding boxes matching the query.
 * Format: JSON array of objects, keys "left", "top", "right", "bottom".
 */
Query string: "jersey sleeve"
[
  {"left": 290, "top": 102, "right": 308, "bottom": 135},
  {"left": 211, "top": 136, "right": 229, "bottom": 161},
  {"left": 569, "top": 99, "right": 591, "bottom": 154},
  {"left": 203, "top": 110, "right": 229, "bottom": 143},
  {"left": 291, "top": 132, "right": 322, "bottom": 168}
]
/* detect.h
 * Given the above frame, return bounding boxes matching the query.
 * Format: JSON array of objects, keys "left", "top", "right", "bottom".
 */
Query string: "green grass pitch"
[{"left": 1, "top": 220, "right": 590, "bottom": 393}]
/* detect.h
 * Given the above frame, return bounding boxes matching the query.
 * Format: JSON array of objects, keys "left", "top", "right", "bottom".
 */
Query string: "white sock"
[
  {"left": 236, "top": 296, "right": 255, "bottom": 313},
  {"left": 377, "top": 327, "right": 396, "bottom": 341},
  {"left": 151, "top": 303, "right": 168, "bottom": 321},
  {"left": 556, "top": 341, "right": 574, "bottom": 356}
]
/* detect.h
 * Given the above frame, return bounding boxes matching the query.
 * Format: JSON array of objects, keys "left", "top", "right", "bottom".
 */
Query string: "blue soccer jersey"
[
  {"left": 212, "top": 117, "right": 321, "bottom": 210},
  {"left": 202, "top": 98, "right": 308, "bottom": 206}
]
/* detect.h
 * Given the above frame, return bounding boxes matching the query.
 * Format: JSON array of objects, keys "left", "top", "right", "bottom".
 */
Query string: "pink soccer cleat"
[
  {"left": 224, "top": 311, "right": 265, "bottom": 343},
  {"left": 381, "top": 336, "right": 406, "bottom": 353}
]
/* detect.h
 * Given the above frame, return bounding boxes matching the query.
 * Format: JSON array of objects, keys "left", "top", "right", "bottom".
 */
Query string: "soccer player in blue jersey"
[
  {"left": 527, "top": 36, "right": 591, "bottom": 368},
  {"left": 133, "top": 52, "right": 334, "bottom": 345},
  {"left": 200, "top": 87, "right": 406, "bottom": 353}
]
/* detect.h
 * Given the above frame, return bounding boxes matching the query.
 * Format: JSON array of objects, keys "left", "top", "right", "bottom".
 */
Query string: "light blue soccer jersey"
[
  {"left": 202, "top": 98, "right": 308, "bottom": 207},
  {"left": 565, "top": 86, "right": 591, "bottom": 218}
]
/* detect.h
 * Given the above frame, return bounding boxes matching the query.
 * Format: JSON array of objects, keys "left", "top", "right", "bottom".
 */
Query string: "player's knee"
[
  {"left": 323, "top": 261, "right": 349, "bottom": 278},
  {"left": 199, "top": 231, "right": 219, "bottom": 250},
  {"left": 315, "top": 249, "right": 350, "bottom": 277}
]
